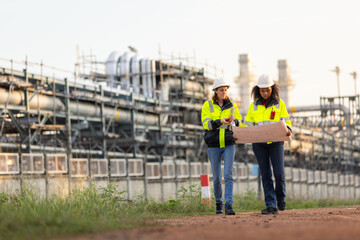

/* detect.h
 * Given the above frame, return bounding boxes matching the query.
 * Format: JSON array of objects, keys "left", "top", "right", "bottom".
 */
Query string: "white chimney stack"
[
  {"left": 234, "top": 54, "right": 256, "bottom": 114},
  {"left": 277, "top": 60, "right": 295, "bottom": 107}
]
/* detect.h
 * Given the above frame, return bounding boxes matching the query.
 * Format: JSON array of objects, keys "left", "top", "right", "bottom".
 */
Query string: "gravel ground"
[{"left": 58, "top": 206, "right": 360, "bottom": 240}]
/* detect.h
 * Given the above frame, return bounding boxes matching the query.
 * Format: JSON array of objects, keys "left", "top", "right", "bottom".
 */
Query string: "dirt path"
[{"left": 64, "top": 207, "right": 360, "bottom": 240}]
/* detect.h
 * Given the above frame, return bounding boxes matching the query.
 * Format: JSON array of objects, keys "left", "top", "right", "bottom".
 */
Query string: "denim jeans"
[
  {"left": 208, "top": 144, "right": 235, "bottom": 207},
  {"left": 252, "top": 142, "right": 286, "bottom": 208}
]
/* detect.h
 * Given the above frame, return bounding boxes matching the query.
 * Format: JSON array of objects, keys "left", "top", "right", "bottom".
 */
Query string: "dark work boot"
[
  {"left": 261, "top": 207, "right": 278, "bottom": 215},
  {"left": 278, "top": 202, "right": 286, "bottom": 211},
  {"left": 225, "top": 204, "right": 235, "bottom": 215},
  {"left": 216, "top": 203, "right": 223, "bottom": 214}
]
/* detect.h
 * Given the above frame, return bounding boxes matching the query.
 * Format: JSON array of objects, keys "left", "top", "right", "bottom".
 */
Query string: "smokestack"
[
  {"left": 277, "top": 60, "right": 295, "bottom": 107},
  {"left": 234, "top": 54, "right": 256, "bottom": 113}
]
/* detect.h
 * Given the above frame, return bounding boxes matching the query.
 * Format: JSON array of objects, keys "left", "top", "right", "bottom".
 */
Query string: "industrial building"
[
  {"left": 234, "top": 54, "right": 360, "bottom": 198},
  {"left": 0, "top": 50, "right": 359, "bottom": 200}
]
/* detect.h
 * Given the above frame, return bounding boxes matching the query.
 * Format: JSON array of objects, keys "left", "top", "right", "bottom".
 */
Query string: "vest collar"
[
  {"left": 255, "top": 97, "right": 279, "bottom": 108},
  {"left": 214, "top": 98, "right": 233, "bottom": 110}
]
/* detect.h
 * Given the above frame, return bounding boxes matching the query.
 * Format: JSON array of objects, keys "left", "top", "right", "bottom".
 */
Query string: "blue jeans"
[
  {"left": 252, "top": 142, "right": 286, "bottom": 208},
  {"left": 208, "top": 145, "right": 235, "bottom": 206}
]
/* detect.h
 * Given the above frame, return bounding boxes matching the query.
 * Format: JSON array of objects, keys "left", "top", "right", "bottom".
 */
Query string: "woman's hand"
[
  {"left": 220, "top": 115, "right": 235, "bottom": 125},
  {"left": 220, "top": 118, "right": 231, "bottom": 124}
]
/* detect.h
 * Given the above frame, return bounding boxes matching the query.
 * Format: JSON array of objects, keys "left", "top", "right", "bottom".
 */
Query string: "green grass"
[{"left": 0, "top": 183, "right": 359, "bottom": 240}]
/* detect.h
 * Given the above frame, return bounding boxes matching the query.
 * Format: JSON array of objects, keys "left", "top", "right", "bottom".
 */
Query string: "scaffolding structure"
[{"left": 289, "top": 95, "right": 360, "bottom": 174}]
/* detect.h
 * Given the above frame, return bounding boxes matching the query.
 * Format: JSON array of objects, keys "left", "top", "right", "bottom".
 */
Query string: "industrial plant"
[{"left": 0, "top": 50, "right": 359, "bottom": 201}]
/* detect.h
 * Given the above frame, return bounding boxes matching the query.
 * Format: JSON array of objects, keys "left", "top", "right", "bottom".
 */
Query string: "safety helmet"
[
  {"left": 256, "top": 74, "right": 274, "bottom": 88},
  {"left": 212, "top": 78, "right": 230, "bottom": 90}
]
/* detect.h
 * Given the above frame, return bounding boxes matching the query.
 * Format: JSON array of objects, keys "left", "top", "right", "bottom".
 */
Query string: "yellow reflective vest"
[
  {"left": 201, "top": 99, "right": 242, "bottom": 148},
  {"left": 244, "top": 98, "right": 292, "bottom": 134}
]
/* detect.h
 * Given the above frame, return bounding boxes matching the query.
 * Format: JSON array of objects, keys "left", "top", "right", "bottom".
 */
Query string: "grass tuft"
[{"left": 0, "top": 183, "right": 359, "bottom": 240}]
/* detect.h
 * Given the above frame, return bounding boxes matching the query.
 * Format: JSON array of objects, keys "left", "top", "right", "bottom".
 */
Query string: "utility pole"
[
  {"left": 331, "top": 66, "right": 340, "bottom": 97},
  {"left": 350, "top": 71, "right": 357, "bottom": 95}
]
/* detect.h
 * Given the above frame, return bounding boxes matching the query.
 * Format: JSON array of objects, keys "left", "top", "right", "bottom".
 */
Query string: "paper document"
[{"left": 232, "top": 121, "right": 291, "bottom": 144}]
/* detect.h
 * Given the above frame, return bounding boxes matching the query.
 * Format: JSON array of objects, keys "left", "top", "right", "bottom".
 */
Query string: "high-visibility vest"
[
  {"left": 201, "top": 99, "right": 242, "bottom": 148},
  {"left": 244, "top": 98, "right": 292, "bottom": 131}
]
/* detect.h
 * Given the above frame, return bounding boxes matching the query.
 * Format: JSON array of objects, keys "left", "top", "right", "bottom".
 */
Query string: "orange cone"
[{"left": 200, "top": 174, "right": 211, "bottom": 206}]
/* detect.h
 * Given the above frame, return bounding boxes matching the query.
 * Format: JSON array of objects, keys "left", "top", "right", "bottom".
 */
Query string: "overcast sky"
[{"left": 1, "top": 0, "right": 359, "bottom": 106}]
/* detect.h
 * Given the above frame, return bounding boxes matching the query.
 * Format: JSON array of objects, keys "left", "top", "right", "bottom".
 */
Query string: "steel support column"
[{"left": 65, "top": 78, "right": 72, "bottom": 194}]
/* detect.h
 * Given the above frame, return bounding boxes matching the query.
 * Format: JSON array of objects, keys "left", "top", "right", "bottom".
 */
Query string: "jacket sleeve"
[
  {"left": 280, "top": 99, "right": 292, "bottom": 131},
  {"left": 232, "top": 102, "right": 243, "bottom": 127},
  {"left": 201, "top": 101, "right": 221, "bottom": 130},
  {"left": 243, "top": 103, "right": 255, "bottom": 126}
]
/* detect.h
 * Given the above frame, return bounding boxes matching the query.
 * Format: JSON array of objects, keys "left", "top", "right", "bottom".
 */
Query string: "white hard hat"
[
  {"left": 212, "top": 78, "right": 230, "bottom": 90},
  {"left": 256, "top": 74, "right": 274, "bottom": 88}
]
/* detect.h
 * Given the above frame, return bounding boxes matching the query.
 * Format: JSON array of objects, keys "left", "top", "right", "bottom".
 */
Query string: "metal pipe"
[
  {"left": 0, "top": 88, "right": 158, "bottom": 125},
  {"left": 161, "top": 78, "right": 205, "bottom": 101},
  {"left": 289, "top": 104, "right": 352, "bottom": 141},
  {"left": 0, "top": 142, "right": 133, "bottom": 157},
  {"left": 288, "top": 105, "right": 350, "bottom": 115}
]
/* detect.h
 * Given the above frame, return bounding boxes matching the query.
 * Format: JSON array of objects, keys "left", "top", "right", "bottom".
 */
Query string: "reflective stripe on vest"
[
  {"left": 219, "top": 128, "right": 225, "bottom": 148},
  {"left": 207, "top": 100, "right": 214, "bottom": 113},
  {"left": 208, "top": 121, "right": 213, "bottom": 130},
  {"left": 202, "top": 118, "right": 213, "bottom": 130},
  {"left": 202, "top": 118, "right": 212, "bottom": 125},
  {"left": 244, "top": 120, "right": 255, "bottom": 126},
  {"left": 256, "top": 121, "right": 276, "bottom": 125}
]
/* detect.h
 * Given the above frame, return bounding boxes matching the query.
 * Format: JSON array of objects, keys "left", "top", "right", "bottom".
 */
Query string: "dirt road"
[{"left": 65, "top": 207, "right": 360, "bottom": 240}]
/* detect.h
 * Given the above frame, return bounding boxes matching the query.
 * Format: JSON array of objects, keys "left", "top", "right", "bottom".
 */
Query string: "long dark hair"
[{"left": 251, "top": 82, "right": 280, "bottom": 102}]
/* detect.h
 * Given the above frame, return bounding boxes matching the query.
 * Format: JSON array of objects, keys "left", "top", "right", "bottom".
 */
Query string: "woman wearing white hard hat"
[
  {"left": 244, "top": 74, "right": 292, "bottom": 215},
  {"left": 201, "top": 78, "right": 242, "bottom": 215}
]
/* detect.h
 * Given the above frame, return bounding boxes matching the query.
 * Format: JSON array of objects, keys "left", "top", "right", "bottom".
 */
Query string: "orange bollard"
[{"left": 200, "top": 174, "right": 211, "bottom": 206}]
